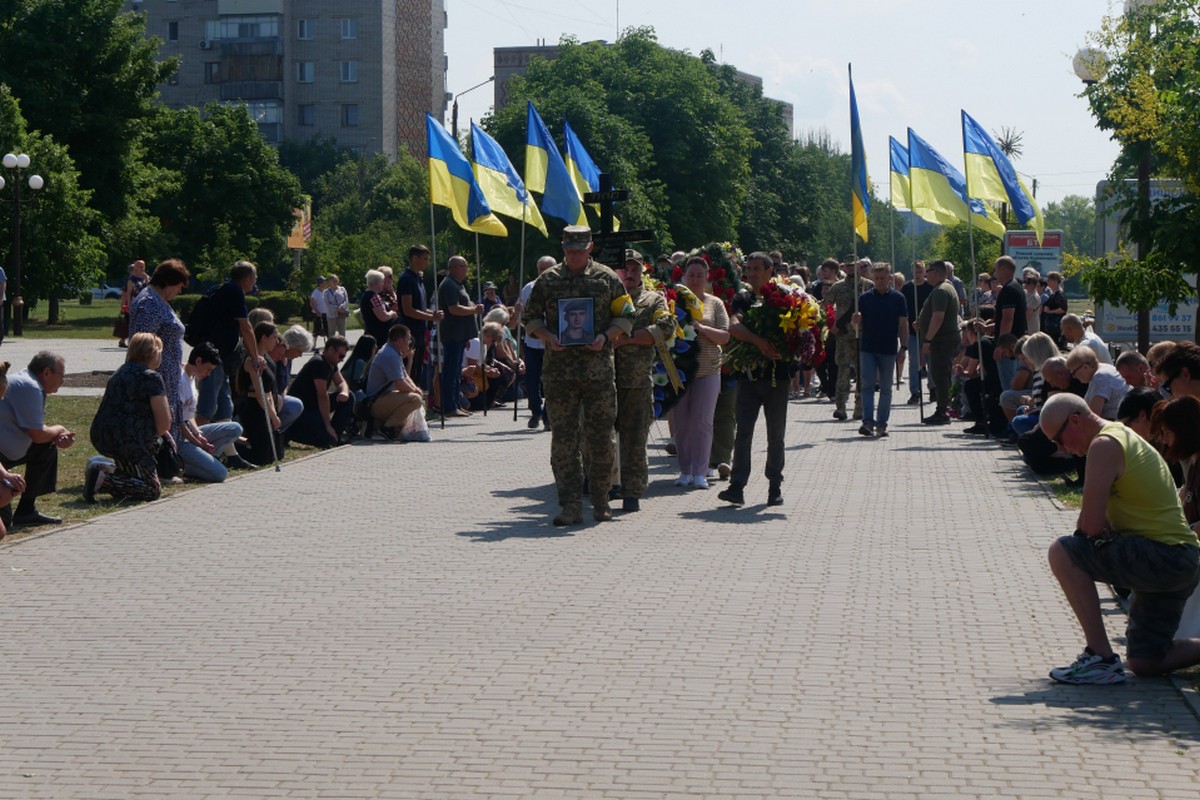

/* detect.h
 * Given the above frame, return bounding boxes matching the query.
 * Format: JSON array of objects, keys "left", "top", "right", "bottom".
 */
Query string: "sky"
[{"left": 445, "top": 0, "right": 1122, "bottom": 207}]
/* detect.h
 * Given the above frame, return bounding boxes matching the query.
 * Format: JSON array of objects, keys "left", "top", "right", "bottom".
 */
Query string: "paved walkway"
[{"left": 1, "top": 390, "right": 1198, "bottom": 799}]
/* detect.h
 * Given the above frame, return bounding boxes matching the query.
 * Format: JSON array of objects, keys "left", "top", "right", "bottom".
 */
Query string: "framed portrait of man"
[{"left": 558, "top": 297, "right": 594, "bottom": 346}]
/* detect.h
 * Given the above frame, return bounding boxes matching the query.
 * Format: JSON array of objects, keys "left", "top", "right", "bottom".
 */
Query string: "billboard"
[{"left": 1004, "top": 230, "right": 1062, "bottom": 277}]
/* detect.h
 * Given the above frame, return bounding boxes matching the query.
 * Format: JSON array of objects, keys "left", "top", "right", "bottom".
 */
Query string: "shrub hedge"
[{"left": 169, "top": 291, "right": 305, "bottom": 323}]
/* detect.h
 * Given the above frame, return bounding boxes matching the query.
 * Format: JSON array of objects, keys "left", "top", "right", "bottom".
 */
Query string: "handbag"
[{"left": 155, "top": 434, "right": 184, "bottom": 480}]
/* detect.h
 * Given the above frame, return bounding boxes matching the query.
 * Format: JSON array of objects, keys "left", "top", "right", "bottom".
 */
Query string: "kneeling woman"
[
  {"left": 234, "top": 322, "right": 283, "bottom": 466},
  {"left": 88, "top": 332, "right": 171, "bottom": 502}
]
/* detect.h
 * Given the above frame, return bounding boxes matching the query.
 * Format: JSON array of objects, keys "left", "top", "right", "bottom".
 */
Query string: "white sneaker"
[
  {"left": 1049, "top": 650, "right": 1127, "bottom": 685},
  {"left": 693, "top": 475, "right": 710, "bottom": 489},
  {"left": 674, "top": 473, "right": 693, "bottom": 487}
]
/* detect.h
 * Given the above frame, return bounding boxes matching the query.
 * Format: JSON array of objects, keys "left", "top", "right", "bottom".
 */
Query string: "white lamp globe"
[
  {"left": 1073, "top": 48, "right": 1108, "bottom": 84},
  {"left": 28, "top": 174, "right": 44, "bottom": 191},
  {"left": 2, "top": 154, "right": 17, "bottom": 169},
  {"left": 15, "top": 153, "right": 30, "bottom": 169}
]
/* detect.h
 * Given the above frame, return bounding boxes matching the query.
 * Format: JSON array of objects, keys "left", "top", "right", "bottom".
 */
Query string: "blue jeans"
[
  {"left": 196, "top": 363, "right": 233, "bottom": 421},
  {"left": 441, "top": 339, "right": 467, "bottom": 412},
  {"left": 1011, "top": 410, "right": 1040, "bottom": 436},
  {"left": 278, "top": 396, "right": 303, "bottom": 432},
  {"left": 861, "top": 351, "right": 897, "bottom": 427},
  {"left": 997, "top": 357, "right": 1018, "bottom": 392},
  {"left": 180, "top": 421, "right": 243, "bottom": 482}
]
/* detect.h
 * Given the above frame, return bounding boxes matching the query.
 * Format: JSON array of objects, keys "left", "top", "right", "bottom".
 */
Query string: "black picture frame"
[{"left": 558, "top": 297, "right": 595, "bottom": 346}]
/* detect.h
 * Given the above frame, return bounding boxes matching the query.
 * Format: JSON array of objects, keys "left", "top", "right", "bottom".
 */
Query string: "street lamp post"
[
  {"left": 0, "top": 152, "right": 45, "bottom": 337},
  {"left": 450, "top": 76, "right": 495, "bottom": 140}
]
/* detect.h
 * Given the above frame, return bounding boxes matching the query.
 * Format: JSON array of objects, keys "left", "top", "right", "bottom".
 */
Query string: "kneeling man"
[{"left": 1040, "top": 393, "right": 1200, "bottom": 683}]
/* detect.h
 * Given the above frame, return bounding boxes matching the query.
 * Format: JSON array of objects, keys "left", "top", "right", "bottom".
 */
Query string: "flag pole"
[
  {"left": 430, "top": 200, "right": 445, "bottom": 430},
  {"left": 476, "top": 231, "right": 487, "bottom": 417},
  {"left": 889, "top": 168, "right": 900, "bottom": 388},
  {"left": 514, "top": 200, "right": 527, "bottom": 422},
  {"left": 849, "top": 63, "right": 862, "bottom": 420},
  {"left": 962, "top": 129, "right": 988, "bottom": 428},
  {"left": 911, "top": 208, "right": 925, "bottom": 422}
]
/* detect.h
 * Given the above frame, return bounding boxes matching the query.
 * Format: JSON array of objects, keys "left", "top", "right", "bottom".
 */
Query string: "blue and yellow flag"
[
  {"left": 889, "top": 136, "right": 910, "bottom": 211},
  {"left": 563, "top": 119, "right": 619, "bottom": 230},
  {"left": 426, "top": 114, "right": 507, "bottom": 237},
  {"left": 907, "top": 128, "right": 1005, "bottom": 238},
  {"left": 525, "top": 102, "right": 587, "bottom": 227},
  {"left": 470, "top": 121, "right": 548, "bottom": 237},
  {"left": 961, "top": 110, "right": 1045, "bottom": 244},
  {"left": 849, "top": 66, "right": 870, "bottom": 243}
]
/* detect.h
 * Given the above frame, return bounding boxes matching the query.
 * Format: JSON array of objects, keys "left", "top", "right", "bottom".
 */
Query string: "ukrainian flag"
[
  {"left": 889, "top": 136, "right": 910, "bottom": 211},
  {"left": 426, "top": 114, "right": 507, "bottom": 237},
  {"left": 961, "top": 110, "right": 1045, "bottom": 244},
  {"left": 525, "top": 102, "right": 587, "bottom": 227},
  {"left": 470, "top": 121, "right": 548, "bottom": 237},
  {"left": 563, "top": 119, "right": 619, "bottom": 230},
  {"left": 849, "top": 67, "right": 870, "bottom": 243},
  {"left": 907, "top": 128, "right": 1005, "bottom": 238}
]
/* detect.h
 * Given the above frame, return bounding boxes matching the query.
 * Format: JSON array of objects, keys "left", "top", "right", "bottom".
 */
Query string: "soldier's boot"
[
  {"left": 553, "top": 503, "right": 584, "bottom": 527},
  {"left": 833, "top": 404, "right": 848, "bottom": 421}
]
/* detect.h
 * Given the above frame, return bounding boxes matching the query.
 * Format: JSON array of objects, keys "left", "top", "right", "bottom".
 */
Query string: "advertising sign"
[{"left": 1003, "top": 230, "right": 1062, "bottom": 277}]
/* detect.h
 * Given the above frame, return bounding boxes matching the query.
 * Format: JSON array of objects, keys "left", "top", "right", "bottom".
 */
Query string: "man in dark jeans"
[
  {"left": 719, "top": 253, "right": 790, "bottom": 508},
  {"left": 518, "top": 256, "right": 556, "bottom": 429},
  {"left": 437, "top": 256, "right": 483, "bottom": 418}
]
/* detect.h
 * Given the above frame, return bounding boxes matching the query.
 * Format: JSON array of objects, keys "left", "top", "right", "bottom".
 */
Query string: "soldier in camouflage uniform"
[
  {"left": 825, "top": 258, "right": 873, "bottom": 421},
  {"left": 522, "top": 226, "right": 636, "bottom": 526},
  {"left": 612, "top": 250, "right": 676, "bottom": 513}
]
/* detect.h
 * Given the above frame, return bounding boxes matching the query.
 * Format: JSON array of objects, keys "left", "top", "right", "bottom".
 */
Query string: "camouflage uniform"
[
  {"left": 522, "top": 254, "right": 635, "bottom": 520},
  {"left": 614, "top": 283, "right": 675, "bottom": 500},
  {"left": 826, "top": 275, "right": 872, "bottom": 415}
]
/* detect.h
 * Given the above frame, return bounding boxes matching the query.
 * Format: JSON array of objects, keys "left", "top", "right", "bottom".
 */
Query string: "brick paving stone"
[{"left": 1, "top": 389, "right": 1198, "bottom": 798}]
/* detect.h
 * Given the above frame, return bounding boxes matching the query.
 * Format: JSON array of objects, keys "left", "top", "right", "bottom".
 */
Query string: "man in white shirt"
[
  {"left": 517, "top": 256, "right": 555, "bottom": 430},
  {"left": 1062, "top": 314, "right": 1113, "bottom": 364},
  {"left": 309, "top": 276, "right": 329, "bottom": 351}
]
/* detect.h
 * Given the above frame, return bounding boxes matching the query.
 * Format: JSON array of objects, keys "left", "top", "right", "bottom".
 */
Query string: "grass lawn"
[
  {"left": 3, "top": 394, "right": 319, "bottom": 542},
  {"left": 15, "top": 298, "right": 323, "bottom": 340},
  {"left": 16, "top": 299, "right": 127, "bottom": 340}
]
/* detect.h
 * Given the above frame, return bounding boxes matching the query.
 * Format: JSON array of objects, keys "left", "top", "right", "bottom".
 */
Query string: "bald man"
[{"left": 1039, "top": 393, "right": 1200, "bottom": 684}]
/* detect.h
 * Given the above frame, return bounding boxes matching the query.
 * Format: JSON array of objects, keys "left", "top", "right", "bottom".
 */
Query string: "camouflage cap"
[
  {"left": 563, "top": 298, "right": 590, "bottom": 314},
  {"left": 624, "top": 249, "right": 642, "bottom": 264},
  {"left": 561, "top": 225, "right": 593, "bottom": 250}
]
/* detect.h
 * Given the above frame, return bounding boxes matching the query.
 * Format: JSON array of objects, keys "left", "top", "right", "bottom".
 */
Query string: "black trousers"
[
  {"left": 731, "top": 377, "right": 789, "bottom": 487},
  {"left": 1, "top": 440, "right": 58, "bottom": 511},
  {"left": 964, "top": 378, "right": 1006, "bottom": 435}
]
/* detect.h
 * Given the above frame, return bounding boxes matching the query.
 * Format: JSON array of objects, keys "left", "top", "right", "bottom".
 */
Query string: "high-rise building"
[{"left": 126, "top": 0, "right": 448, "bottom": 158}]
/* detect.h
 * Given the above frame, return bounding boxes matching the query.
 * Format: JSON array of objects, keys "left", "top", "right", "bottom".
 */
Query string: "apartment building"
[{"left": 128, "top": 0, "right": 448, "bottom": 157}]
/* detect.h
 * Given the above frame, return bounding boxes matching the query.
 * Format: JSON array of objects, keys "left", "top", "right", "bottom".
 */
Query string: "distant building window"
[
  {"left": 296, "top": 62, "right": 314, "bottom": 83},
  {"left": 205, "top": 15, "right": 279, "bottom": 41},
  {"left": 298, "top": 104, "right": 316, "bottom": 126},
  {"left": 242, "top": 100, "right": 281, "bottom": 125},
  {"left": 168, "top": 21, "right": 178, "bottom": 41},
  {"left": 341, "top": 104, "right": 359, "bottom": 128},
  {"left": 340, "top": 18, "right": 358, "bottom": 39},
  {"left": 339, "top": 60, "right": 358, "bottom": 83},
  {"left": 297, "top": 19, "right": 312, "bottom": 40},
  {"left": 204, "top": 62, "right": 220, "bottom": 84}
]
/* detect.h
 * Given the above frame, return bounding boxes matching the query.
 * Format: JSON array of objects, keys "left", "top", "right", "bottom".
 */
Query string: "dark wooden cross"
[{"left": 583, "top": 173, "right": 654, "bottom": 269}]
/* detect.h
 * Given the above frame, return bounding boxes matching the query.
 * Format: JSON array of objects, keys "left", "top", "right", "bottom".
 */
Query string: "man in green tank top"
[{"left": 1039, "top": 393, "right": 1200, "bottom": 684}]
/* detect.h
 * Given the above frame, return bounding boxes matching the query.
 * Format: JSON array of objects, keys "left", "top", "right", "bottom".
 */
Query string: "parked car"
[{"left": 92, "top": 284, "right": 122, "bottom": 301}]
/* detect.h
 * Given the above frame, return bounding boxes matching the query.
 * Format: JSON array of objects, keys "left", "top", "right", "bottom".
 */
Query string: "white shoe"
[
  {"left": 674, "top": 473, "right": 694, "bottom": 487},
  {"left": 693, "top": 475, "right": 710, "bottom": 489}
]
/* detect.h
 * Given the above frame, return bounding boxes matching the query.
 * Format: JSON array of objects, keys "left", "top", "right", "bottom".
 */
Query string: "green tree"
[
  {"left": 0, "top": 0, "right": 176, "bottom": 223},
  {"left": 303, "top": 148, "right": 432, "bottom": 296},
  {"left": 928, "top": 222, "right": 1000, "bottom": 280},
  {"left": 1078, "top": 1, "right": 1200, "bottom": 340},
  {"left": 141, "top": 104, "right": 302, "bottom": 284},
  {"left": 0, "top": 85, "right": 104, "bottom": 319},
  {"left": 1042, "top": 194, "right": 1096, "bottom": 256},
  {"left": 279, "top": 136, "right": 354, "bottom": 197}
]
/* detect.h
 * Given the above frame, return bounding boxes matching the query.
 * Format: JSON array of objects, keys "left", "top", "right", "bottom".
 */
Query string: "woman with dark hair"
[
  {"left": 86, "top": 333, "right": 171, "bottom": 503},
  {"left": 341, "top": 334, "right": 378, "bottom": 393},
  {"left": 234, "top": 322, "right": 282, "bottom": 467},
  {"left": 1152, "top": 395, "right": 1200, "bottom": 534},
  {"left": 130, "top": 259, "right": 189, "bottom": 447}
]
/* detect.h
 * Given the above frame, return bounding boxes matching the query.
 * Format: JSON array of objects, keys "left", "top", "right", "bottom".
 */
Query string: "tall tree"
[
  {"left": 0, "top": 0, "right": 176, "bottom": 222},
  {"left": 141, "top": 104, "right": 302, "bottom": 284},
  {"left": 1042, "top": 195, "right": 1096, "bottom": 257},
  {"left": 0, "top": 86, "right": 104, "bottom": 314}
]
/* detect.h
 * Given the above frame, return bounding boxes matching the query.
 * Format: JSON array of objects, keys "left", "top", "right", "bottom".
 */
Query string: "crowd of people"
[{"left": 1, "top": 242, "right": 1199, "bottom": 684}]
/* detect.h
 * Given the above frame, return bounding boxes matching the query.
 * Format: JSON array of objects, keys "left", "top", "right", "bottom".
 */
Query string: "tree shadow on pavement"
[{"left": 989, "top": 684, "right": 1200, "bottom": 744}]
